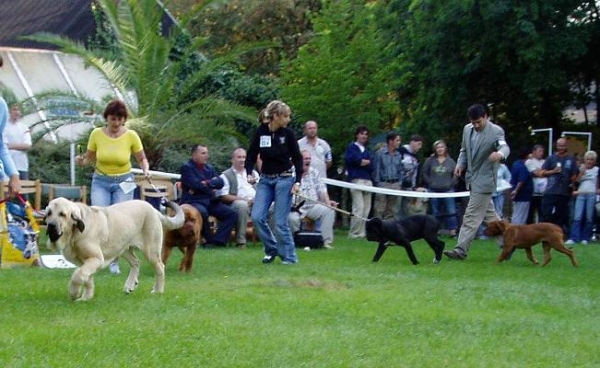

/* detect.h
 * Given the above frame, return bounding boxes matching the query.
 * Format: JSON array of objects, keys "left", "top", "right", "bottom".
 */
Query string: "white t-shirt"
[
  {"left": 578, "top": 166, "right": 599, "bottom": 193},
  {"left": 298, "top": 137, "right": 332, "bottom": 178},
  {"left": 525, "top": 157, "right": 547, "bottom": 194},
  {"left": 3, "top": 121, "right": 31, "bottom": 171}
]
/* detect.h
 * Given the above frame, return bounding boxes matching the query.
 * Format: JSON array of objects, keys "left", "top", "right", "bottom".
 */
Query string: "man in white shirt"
[
  {"left": 297, "top": 120, "right": 332, "bottom": 178},
  {"left": 525, "top": 144, "right": 547, "bottom": 223},
  {"left": 289, "top": 150, "right": 336, "bottom": 249},
  {"left": 219, "top": 148, "right": 259, "bottom": 248},
  {"left": 4, "top": 104, "right": 31, "bottom": 180}
]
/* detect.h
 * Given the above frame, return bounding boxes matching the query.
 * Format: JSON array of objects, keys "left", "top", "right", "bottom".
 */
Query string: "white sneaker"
[
  {"left": 109, "top": 262, "right": 121, "bottom": 275},
  {"left": 565, "top": 239, "right": 575, "bottom": 245},
  {"left": 581, "top": 240, "right": 589, "bottom": 245},
  {"left": 324, "top": 243, "right": 334, "bottom": 249}
]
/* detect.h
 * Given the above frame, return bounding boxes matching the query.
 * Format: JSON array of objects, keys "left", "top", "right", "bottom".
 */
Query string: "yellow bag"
[{"left": 0, "top": 195, "right": 40, "bottom": 268}]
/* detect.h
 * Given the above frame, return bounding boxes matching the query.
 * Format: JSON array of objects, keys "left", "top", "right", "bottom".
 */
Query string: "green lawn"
[{"left": 1, "top": 231, "right": 598, "bottom": 368}]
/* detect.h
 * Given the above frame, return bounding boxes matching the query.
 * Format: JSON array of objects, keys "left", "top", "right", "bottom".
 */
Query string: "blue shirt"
[
  {"left": 542, "top": 154, "right": 579, "bottom": 196},
  {"left": 0, "top": 97, "right": 18, "bottom": 177},
  {"left": 373, "top": 146, "right": 403, "bottom": 186},
  {"left": 344, "top": 142, "right": 373, "bottom": 182},
  {"left": 510, "top": 160, "right": 533, "bottom": 202}
]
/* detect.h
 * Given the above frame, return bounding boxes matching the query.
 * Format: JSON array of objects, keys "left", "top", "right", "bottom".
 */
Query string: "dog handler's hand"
[
  {"left": 454, "top": 166, "right": 463, "bottom": 177},
  {"left": 488, "top": 151, "right": 503, "bottom": 162},
  {"left": 292, "top": 182, "right": 301, "bottom": 194},
  {"left": 8, "top": 175, "right": 21, "bottom": 197}
]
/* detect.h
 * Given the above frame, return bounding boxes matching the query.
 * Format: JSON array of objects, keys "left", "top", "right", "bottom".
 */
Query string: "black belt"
[
  {"left": 262, "top": 171, "right": 294, "bottom": 179},
  {"left": 380, "top": 179, "right": 397, "bottom": 183}
]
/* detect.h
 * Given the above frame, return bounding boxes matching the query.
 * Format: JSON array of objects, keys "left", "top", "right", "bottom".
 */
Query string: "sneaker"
[
  {"left": 281, "top": 260, "right": 298, "bottom": 265},
  {"left": 581, "top": 240, "right": 589, "bottom": 245},
  {"left": 443, "top": 249, "right": 466, "bottom": 260},
  {"left": 109, "top": 262, "right": 121, "bottom": 275},
  {"left": 262, "top": 255, "right": 277, "bottom": 264},
  {"left": 324, "top": 242, "right": 334, "bottom": 249},
  {"left": 565, "top": 239, "right": 576, "bottom": 245}
]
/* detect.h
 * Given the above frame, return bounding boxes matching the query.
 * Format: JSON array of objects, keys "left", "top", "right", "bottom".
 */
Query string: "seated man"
[
  {"left": 180, "top": 144, "right": 236, "bottom": 247},
  {"left": 219, "top": 148, "right": 259, "bottom": 249},
  {"left": 289, "top": 150, "right": 336, "bottom": 249}
]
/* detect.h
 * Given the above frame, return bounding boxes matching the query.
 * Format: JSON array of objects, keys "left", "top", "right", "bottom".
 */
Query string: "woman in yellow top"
[{"left": 77, "top": 99, "right": 150, "bottom": 273}]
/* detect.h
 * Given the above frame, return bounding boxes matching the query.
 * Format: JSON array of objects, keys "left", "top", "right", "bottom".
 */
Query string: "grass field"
[{"left": 1, "top": 230, "right": 599, "bottom": 368}]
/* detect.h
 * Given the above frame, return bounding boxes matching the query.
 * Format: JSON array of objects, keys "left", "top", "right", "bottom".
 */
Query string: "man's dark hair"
[
  {"left": 353, "top": 125, "right": 369, "bottom": 140},
  {"left": 518, "top": 146, "right": 531, "bottom": 160},
  {"left": 190, "top": 144, "right": 207, "bottom": 154},
  {"left": 532, "top": 144, "right": 544, "bottom": 152},
  {"left": 410, "top": 134, "right": 423, "bottom": 142},
  {"left": 467, "top": 104, "right": 487, "bottom": 120},
  {"left": 386, "top": 131, "right": 400, "bottom": 143}
]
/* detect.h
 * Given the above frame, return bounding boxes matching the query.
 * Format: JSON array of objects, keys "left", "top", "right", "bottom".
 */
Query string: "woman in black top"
[{"left": 245, "top": 100, "right": 303, "bottom": 264}]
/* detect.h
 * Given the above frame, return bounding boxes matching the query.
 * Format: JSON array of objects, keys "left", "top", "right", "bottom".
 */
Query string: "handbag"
[{"left": 0, "top": 194, "right": 40, "bottom": 268}]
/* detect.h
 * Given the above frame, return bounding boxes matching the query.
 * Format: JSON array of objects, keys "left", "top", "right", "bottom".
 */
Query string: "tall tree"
[
  {"left": 185, "top": 0, "right": 321, "bottom": 75},
  {"left": 380, "top": 0, "right": 588, "bottom": 143},
  {"left": 280, "top": 0, "right": 402, "bottom": 163},
  {"left": 25, "top": 0, "right": 258, "bottom": 171}
]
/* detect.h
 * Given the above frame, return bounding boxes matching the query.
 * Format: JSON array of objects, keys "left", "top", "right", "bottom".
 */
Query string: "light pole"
[
  {"left": 561, "top": 131, "right": 592, "bottom": 152},
  {"left": 531, "top": 128, "right": 553, "bottom": 156}
]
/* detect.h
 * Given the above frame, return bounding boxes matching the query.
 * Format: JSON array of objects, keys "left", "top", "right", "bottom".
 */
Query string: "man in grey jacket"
[{"left": 444, "top": 104, "right": 510, "bottom": 260}]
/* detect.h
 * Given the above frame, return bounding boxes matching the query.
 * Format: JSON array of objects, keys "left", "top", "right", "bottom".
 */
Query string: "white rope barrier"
[
  {"left": 322, "top": 178, "right": 471, "bottom": 198},
  {"left": 131, "top": 168, "right": 512, "bottom": 199}
]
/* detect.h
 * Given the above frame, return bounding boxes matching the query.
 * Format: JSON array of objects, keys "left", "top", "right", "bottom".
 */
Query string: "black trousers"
[
  {"left": 541, "top": 194, "right": 570, "bottom": 234},
  {"left": 527, "top": 194, "right": 543, "bottom": 224}
]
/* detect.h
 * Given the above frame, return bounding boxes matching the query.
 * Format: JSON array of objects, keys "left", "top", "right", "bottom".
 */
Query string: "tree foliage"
[
  {"left": 273, "top": 0, "right": 600, "bottom": 161},
  {"left": 280, "top": 0, "right": 402, "bottom": 164},
  {"left": 376, "top": 0, "right": 597, "bottom": 155},
  {"left": 24, "top": 0, "right": 260, "bottom": 172},
  {"left": 185, "top": 0, "right": 321, "bottom": 75}
]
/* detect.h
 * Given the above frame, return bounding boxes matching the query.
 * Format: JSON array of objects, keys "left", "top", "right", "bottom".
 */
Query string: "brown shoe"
[{"left": 237, "top": 243, "right": 247, "bottom": 250}]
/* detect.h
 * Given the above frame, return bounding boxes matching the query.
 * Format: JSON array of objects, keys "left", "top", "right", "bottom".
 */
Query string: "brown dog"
[
  {"left": 162, "top": 204, "right": 202, "bottom": 272},
  {"left": 483, "top": 220, "right": 579, "bottom": 267}
]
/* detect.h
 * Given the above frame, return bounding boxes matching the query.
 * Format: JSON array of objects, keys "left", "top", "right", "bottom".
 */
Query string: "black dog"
[{"left": 366, "top": 215, "right": 445, "bottom": 265}]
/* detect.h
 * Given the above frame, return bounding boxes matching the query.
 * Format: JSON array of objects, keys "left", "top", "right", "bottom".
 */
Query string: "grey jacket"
[{"left": 457, "top": 120, "right": 510, "bottom": 193}]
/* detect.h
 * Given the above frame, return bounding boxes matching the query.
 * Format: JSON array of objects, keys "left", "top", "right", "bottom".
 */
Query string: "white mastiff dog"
[{"left": 45, "top": 198, "right": 184, "bottom": 301}]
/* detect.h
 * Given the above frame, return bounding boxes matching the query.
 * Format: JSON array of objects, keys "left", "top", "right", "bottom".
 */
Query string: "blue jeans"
[
  {"left": 430, "top": 192, "right": 458, "bottom": 231},
  {"left": 251, "top": 175, "right": 297, "bottom": 263},
  {"left": 569, "top": 193, "right": 596, "bottom": 242},
  {"left": 91, "top": 172, "right": 135, "bottom": 206},
  {"left": 492, "top": 193, "right": 505, "bottom": 218}
]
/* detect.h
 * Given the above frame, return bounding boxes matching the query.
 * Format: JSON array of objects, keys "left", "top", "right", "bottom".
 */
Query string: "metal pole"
[
  {"left": 69, "top": 142, "right": 75, "bottom": 185},
  {"left": 531, "top": 128, "right": 553, "bottom": 156}
]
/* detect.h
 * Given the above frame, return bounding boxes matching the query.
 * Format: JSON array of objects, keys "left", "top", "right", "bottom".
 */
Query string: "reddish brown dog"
[
  {"left": 162, "top": 204, "right": 202, "bottom": 272},
  {"left": 483, "top": 220, "right": 579, "bottom": 267}
]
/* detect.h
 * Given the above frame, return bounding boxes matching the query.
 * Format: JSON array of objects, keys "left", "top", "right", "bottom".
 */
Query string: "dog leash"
[{"left": 294, "top": 192, "right": 370, "bottom": 221}]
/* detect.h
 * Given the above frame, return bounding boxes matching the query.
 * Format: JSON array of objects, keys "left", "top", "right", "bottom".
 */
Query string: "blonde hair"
[
  {"left": 584, "top": 150, "right": 597, "bottom": 162},
  {"left": 432, "top": 139, "right": 448, "bottom": 157},
  {"left": 264, "top": 100, "right": 291, "bottom": 122}
]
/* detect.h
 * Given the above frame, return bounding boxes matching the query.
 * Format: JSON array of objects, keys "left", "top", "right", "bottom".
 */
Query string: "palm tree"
[{"left": 25, "top": 0, "right": 260, "bottom": 170}]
